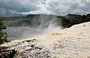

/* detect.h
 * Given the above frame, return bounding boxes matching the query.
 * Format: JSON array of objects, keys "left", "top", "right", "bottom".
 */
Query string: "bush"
[{"left": 0, "top": 20, "right": 7, "bottom": 44}]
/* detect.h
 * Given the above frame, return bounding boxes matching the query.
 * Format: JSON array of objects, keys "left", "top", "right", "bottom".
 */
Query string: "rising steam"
[{"left": 5, "top": 15, "right": 62, "bottom": 40}]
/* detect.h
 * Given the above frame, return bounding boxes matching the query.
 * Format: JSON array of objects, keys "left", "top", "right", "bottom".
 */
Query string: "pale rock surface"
[{"left": 1, "top": 22, "right": 90, "bottom": 58}]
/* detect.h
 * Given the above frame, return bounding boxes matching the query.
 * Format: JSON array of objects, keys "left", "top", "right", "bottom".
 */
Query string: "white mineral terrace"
[{"left": 1, "top": 22, "right": 90, "bottom": 58}]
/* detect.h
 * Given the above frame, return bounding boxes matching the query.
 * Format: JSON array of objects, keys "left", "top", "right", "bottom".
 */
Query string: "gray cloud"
[
  {"left": 0, "top": 0, "right": 90, "bottom": 17},
  {"left": 0, "top": 0, "right": 40, "bottom": 12}
]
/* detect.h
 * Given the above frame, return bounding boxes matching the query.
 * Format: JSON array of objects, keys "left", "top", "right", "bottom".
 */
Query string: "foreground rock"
[
  {"left": 1, "top": 22, "right": 90, "bottom": 58},
  {"left": 0, "top": 46, "right": 16, "bottom": 58}
]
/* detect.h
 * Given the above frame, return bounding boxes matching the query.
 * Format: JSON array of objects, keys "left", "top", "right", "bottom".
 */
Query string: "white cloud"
[
  {"left": 46, "top": 0, "right": 90, "bottom": 15},
  {"left": 0, "top": 0, "right": 90, "bottom": 17}
]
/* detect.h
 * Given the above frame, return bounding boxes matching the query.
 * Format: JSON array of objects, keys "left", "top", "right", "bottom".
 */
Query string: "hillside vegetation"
[
  {"left": 0, "top": 14, "right": 90, "bottom": 28},
  {"left": 62, "top": 13, "right": 90, "bottom": 27}
]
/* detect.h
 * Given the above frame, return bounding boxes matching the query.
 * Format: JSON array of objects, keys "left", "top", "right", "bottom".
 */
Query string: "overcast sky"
[{"left": 0, "top": 0, "right": 90, "bottom": 17}]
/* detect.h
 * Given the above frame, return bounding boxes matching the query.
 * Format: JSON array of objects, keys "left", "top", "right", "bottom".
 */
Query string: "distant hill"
[
  {"left": 26, "top": 14, "right": 40, "bottom": 18},
  {"left": 26, "top": 14, "right": 54, "bottom": 18},
  {"left": 67, "top": 14, "right": 81, "bottom": 17}
]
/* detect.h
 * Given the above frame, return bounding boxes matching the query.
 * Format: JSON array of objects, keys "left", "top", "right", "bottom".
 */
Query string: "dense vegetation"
[
  {"left": 0, "top": 20, "right": 7, "bottom": 44},
  {"left": 58, "top": 14, "right": 90, "bottom": 28}
]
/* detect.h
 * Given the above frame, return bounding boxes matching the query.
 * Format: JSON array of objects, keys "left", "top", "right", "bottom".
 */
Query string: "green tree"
[{"left": 0, "top": 20, "right": 7, "bottom": 44}]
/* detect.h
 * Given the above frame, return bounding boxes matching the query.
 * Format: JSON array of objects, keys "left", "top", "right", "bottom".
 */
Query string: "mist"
[{"left": 4, "top": 15, "right": 63, "bottom": 40}]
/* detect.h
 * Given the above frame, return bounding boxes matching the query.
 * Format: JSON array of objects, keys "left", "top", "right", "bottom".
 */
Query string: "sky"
[{"left": 0, "top": 0, "right": 90, "bottom": 17}]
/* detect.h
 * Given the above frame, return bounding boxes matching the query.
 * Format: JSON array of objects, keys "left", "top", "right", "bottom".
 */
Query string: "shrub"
[{"left": 0, "top": 20, "right": 7, "bottom": 44}]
